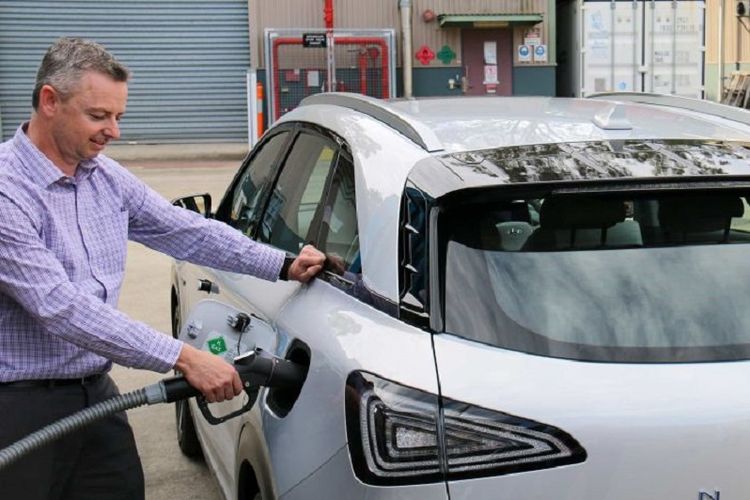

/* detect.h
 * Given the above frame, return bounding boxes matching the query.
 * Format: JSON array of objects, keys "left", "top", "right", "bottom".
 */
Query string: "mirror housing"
[{"left": 172, "top": 193, "right": 212, "bottom": 217}]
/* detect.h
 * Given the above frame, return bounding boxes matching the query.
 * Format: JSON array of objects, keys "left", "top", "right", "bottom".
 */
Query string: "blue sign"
[
  {"left": 519, "top": 46, "right": 530, "bottom": 57},
  {"left": 535, "top": 45, "right": 546, "bottom": 57}
]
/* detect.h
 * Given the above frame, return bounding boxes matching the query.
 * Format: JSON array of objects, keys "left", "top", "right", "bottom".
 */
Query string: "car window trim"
[
  {"left": 304, "top": 149, "right": 343, "bottom": 253},
  {"left": 311, "top": 149, "right": 353, "bottom": 249}
]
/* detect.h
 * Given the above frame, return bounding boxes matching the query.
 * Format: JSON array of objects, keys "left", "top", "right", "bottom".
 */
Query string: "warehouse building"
[{"left": 0, "top": 0, "right": 556, "bottom": 144}]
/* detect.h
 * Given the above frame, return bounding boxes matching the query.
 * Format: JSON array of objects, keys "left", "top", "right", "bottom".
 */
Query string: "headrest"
[
  {"left": 540, "top": 197, "right": 626, "bottom": 229},
  {"left": 658, "top": 196, "right": 744, "bottom": 233}
]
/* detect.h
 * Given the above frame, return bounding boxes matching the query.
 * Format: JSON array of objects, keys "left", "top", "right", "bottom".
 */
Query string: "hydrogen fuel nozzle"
[{"left": 159, "top": 347, "right": 305, "bottom": 424}]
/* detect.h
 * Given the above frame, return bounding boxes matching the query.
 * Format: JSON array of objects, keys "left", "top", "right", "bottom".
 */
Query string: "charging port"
[{"left": 267, "top": 340, "right": 310, "bottom": 417}]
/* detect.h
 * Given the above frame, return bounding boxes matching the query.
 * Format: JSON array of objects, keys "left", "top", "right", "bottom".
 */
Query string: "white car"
[{"left": 170, "top": 92, "right": 750, "bottom": 500}]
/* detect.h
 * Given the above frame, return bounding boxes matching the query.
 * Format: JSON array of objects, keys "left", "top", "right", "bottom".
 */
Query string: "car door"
[
  {"left": 174, "top": 125, "right": 295, "bottom": 489},
  {"left": 176, "top": 126, "right": 294, "bottom": 321},
  {"left": 183, "top": 124, "right": 349, "bottom": 496},
  {"left": 247, "top": 128, "right": 445, "bottom": 499},
  {"left": 183, "top": 122, "right": 444, "bottom": 499}
]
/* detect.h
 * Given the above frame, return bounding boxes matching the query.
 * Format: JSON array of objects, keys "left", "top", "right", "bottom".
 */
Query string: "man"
[{"left": 0, "top": 38, "right": 325, "bottom": 499}]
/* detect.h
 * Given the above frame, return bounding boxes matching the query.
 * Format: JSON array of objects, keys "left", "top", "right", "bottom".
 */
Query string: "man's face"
[{"left": 49, "top": 71, "right": 127, "bottom": 164}]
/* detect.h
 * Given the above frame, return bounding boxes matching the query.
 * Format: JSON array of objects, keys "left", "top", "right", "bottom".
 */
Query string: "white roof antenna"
[{"left": 592, "top": 103, "right": 633, "bottom": 130}]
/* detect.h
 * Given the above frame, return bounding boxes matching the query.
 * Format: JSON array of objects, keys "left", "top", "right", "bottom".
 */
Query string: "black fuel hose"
[
  {"left": 0, "top": 349, "right": 305, "bottom": 471},
  {"left": 0, "top": 383, "right": 164, "bottom": 470}
]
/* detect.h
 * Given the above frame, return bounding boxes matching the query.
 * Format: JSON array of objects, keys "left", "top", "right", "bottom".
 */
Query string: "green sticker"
[
  {"left": 437, "top": 45, "right": 456, "bottom": 64},
  {"left": 207, "top": 336, "right": 227, "bottom": 355}
]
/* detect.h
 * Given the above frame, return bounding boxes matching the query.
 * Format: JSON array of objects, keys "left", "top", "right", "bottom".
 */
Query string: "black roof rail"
[{"left": 300, "top": 93, "right": 444, "bottom": 152}]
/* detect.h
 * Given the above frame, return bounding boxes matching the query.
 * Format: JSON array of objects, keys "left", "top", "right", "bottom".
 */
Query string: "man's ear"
[{"left": 37, "top": 84, "right": 60, "bottom": 117}]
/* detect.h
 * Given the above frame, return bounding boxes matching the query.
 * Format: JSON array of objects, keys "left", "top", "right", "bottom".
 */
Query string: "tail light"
[{"left": 345, "top": 371, "right": 586, "bottom": 486}]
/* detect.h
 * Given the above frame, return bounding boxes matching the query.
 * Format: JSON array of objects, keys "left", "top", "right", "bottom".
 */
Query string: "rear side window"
[
  {"left": 318, "top": 153, "right": 359, "bottom": 274},
  {"left": 260, "top": 132, "right": 338, "bottom": 254},
  {"left": 440, "top": 189, "right": 750, "bottom": 362}
]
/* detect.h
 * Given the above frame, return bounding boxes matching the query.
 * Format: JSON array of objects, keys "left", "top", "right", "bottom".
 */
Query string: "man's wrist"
[{"left": 279, "top": 255, "right": 295, "bottom": 281}]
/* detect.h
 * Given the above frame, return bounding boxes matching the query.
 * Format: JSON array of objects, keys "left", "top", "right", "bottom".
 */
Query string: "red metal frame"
[
  {"left": 271, "top": 36, "right": 390, "bottom": 120},
  {"left": 324, "top": 0, "right": 333, "bottom": 30}
]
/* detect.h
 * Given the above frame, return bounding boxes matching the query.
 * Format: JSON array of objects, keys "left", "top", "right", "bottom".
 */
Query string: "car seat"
[{"left": 522, "top": 196, "right": 642, "bottom": 250}]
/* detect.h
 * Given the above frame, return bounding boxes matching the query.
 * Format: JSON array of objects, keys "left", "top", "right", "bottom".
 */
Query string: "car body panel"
[
  {"left": 178, "top": 268, "right": 440, "bottom": 498},
  {"left": 432, "top": 333, "right": 750, "bottom": 499},
  {"left": 170, "top": 94, "right": 750, "bottom": 500},
  {"left": 176, "top": 265, "right": 300, "bottom": 499},
  {"left": 258, "top": 279, "right": 440, "bottom": 496},
  {"left": 279, "top": 447, "right": 449, "bottom": 500}
]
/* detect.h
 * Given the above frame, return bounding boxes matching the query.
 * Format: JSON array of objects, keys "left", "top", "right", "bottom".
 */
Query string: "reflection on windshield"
[
  {"left": 441, "top": 189, "right": 750, "bottom": 362},
  {"left": 445, "top": 243, "right": 750, "bottom": 362},
  {"left": 441, "top": 141, "right": 750, "bottom": 184}
]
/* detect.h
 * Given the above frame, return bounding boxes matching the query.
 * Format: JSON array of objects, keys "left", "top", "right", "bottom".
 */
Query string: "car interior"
[{"left": 466, "top": 193, "right": 750, "bottom": 252}]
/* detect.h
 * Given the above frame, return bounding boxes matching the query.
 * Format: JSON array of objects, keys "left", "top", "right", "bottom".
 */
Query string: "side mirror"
[{"left": 172, "top": 193, "right": 212, "bottom": 217}]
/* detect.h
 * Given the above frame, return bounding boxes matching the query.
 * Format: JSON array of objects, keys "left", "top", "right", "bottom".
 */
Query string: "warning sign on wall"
[
  {"left": 533, "top": 44, "right": 547, "bottom": 63},
  {"left": 518, "top": 44, "right": 531, "bottom": 62}
]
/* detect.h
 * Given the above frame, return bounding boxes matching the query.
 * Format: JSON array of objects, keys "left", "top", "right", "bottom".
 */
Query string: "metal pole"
[
  {"left": 718, "top": 0, "right": 725, "bottom": 101},
  {"left": 246, "top": 69, "right": 256, "bottom": 148},
  {"left": 609, "top": 0, "right": 616, "bottom": 92},
  {"left": 671, "top": 0, "right": 677, "bottom": 94},
  {"left": 580, "top": 0, "right": 586, "bottom": 96},
  {"left": 636, "top": 0, "right": 644, "bottom": 92},
  {"left": 399, "top": 0, "right": 413, "bottom": 98},
  {"left": 325, "top": 0, "right": 335, "bottom": 91}
]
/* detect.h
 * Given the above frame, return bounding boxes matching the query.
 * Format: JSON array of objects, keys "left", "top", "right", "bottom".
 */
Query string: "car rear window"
[{"left": 440, "top": 189, "right": 750, "bottom": 362}]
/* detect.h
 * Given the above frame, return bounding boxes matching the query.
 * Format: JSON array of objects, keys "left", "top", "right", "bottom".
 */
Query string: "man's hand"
[
  {"left": 174, "top": 344, "right": 242, "bottom": 403},
  {"left": 324, "top": 253, "right": 346, "bottom": 275},
  {"left": 287, "top": 245, "right": 325, "bottom": 283}
]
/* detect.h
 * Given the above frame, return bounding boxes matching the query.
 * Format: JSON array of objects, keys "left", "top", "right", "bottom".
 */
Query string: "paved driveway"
[{"left": 112, "top": 160, "right": 239, "bottom": 500}]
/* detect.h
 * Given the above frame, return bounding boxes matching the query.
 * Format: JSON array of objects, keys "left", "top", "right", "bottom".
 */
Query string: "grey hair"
[{"left": 32, "top": 37, "right": 130, "bottom": 110}]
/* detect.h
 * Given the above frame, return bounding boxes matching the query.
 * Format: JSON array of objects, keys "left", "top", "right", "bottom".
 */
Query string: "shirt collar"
[{"left": 12, "top": 123, "right": 100, "bottom": 187}]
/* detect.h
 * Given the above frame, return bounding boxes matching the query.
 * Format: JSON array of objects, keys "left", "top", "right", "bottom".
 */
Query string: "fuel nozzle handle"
[{"left": 159, "top": 348, "right": 305, "bottom": 404}]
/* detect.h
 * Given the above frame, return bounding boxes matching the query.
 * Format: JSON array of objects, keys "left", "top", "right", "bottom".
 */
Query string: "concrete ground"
[{"left": 111, "top": 157, "right": 241, "bottom": 500}]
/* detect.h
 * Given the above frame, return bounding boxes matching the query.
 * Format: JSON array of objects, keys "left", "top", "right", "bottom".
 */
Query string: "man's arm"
[
  {"left": 119, "top": 161, "right": 325, "bottom": 282},
  {"left": 0, "top": 192, "right": 181, "bottom": 372},
  {"left": 0, "top": 191, "right": 245, "bottom": 402},
  {"left": 122, "top": 166, "right": 285, "bottom": 279}
]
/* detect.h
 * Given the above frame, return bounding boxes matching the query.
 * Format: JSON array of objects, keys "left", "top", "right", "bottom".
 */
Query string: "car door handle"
[{"left": 197, "top": 279, "right": 220, "bottom": 294}]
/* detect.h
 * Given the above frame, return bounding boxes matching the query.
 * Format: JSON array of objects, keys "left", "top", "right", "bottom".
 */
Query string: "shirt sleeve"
[
  {"left": 0, "top": 191, "right": 183, "bottom": 372},
  {"left": 118, "top": 164, "right": 285, "bottom": 281}
]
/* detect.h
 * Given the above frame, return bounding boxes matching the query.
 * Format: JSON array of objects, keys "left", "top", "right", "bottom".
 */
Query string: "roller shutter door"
[{"left": 0, "top": 0, "right": 249, "bottom": 143}]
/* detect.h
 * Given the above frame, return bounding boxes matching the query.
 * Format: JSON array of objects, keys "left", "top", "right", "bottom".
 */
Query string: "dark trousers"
[{"left": 0, "top": 374, "right": 144, "bottom": 500}]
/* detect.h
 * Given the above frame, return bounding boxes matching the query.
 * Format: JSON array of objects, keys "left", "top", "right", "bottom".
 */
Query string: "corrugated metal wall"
[
  {"left": 0, "top": 0, "right": 250, "bottom": 143},
  {"left": 249, "top": 0, "right": 551, "bottom": 68}
]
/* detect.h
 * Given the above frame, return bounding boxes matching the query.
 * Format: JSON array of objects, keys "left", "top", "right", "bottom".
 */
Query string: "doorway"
[{"left": 461, "top": 28, "right": 513, "bottom": 96}]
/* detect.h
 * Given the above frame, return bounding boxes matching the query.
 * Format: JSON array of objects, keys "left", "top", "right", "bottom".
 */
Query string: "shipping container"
[{"left": 557, "top": 0, "right": 705, "bottom": 98}]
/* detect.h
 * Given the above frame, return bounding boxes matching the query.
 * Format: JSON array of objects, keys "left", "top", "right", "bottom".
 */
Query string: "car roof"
[
  {"left": 297, "top": 92, "right": 750, "bottom": 153},
  {"left": 277, "top": 93, "right": 750, "bottom": 303}
]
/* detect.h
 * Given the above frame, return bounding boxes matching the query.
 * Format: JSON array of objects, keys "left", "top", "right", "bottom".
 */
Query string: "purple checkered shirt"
[{"left": 0, "top": 125, "right": 285, "bottom": 381}]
